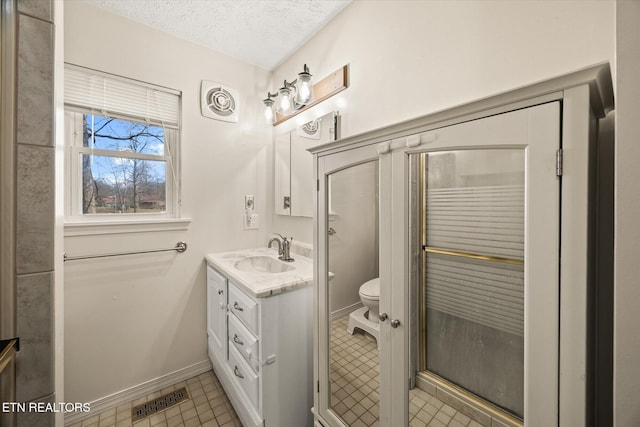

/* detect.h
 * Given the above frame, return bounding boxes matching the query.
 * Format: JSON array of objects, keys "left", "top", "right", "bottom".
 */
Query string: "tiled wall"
[{"left": 15, "top": 0, "right": 55, "bottom": 426}]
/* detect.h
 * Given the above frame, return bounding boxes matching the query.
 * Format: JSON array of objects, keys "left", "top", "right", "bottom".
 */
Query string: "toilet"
[
  {"left": 359, "top": 278, "right": 380, "bottom": 323},
  {"left": 347, "top": 277, "right": 380, "bottom": 343}
]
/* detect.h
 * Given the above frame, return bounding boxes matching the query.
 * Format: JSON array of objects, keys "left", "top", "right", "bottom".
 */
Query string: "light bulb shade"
[
  {"left": 276, "top": 87, "right": 293, "bottom": 115},
  {"left": 263, "top": 96, "right": 276, "bottom": 124},
  {"left": 295, "top": 73, "right": 313, "bottom": 104},
  {"left": 264, "top": 104, "right": 275, "bottom": 124}
]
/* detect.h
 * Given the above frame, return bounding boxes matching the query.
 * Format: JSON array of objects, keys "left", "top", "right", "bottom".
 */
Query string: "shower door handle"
[{"left": 390, "top": 319, "right": 401, "bottom": 328}]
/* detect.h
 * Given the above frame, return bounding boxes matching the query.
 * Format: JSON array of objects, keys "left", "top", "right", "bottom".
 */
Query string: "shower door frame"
[{"left": 390, "top": 102, "right": 562, "bottom": 425}]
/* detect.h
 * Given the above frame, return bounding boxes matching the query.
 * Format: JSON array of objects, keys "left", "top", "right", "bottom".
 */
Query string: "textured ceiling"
[{"left": 82, "top": 0, "right": 351, "bottom": 70}]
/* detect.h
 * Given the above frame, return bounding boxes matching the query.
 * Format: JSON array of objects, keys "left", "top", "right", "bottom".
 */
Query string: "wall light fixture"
[
  {"left": 263, "top": 64, "right": 314, "bottom": 123},
  {"left": 263, "top": 64, "right": 348, "bottom": 126}
]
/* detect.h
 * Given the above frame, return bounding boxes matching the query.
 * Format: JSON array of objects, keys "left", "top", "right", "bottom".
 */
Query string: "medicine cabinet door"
[{"left": 275, "top": 112, "right": 339, "bottom": 217}]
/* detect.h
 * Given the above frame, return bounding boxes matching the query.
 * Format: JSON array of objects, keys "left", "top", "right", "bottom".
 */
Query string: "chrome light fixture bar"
[
  {"left": 263, "top": 64, "right": 314, "bottom": 124},
  {"left": 263, "top": 64, "right": 349, "bottom": 126}
]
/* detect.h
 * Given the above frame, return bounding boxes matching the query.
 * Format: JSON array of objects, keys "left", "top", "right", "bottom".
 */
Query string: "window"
[{"left": 64, "top": 64, "right": 181, "bottom": 225}]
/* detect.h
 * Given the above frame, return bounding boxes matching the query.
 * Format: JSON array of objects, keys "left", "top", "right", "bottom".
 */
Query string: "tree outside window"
[{"left": 80, "top": 114, "right": 168, "bottom": 214}]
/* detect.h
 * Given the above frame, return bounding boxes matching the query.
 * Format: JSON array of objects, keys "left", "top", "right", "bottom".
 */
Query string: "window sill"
[{"left": 64, "top": 217, "right": 191, "bottom": 237}]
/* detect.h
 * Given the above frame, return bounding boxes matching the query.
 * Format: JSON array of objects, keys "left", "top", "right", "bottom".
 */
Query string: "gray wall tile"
[
  {"left": 16, "top": 144, "right": 54, "bottom": 274},
  {"left": 16, "top": 272, "right": 53, "bottom": 402},
  {"left": 17, "top": 14, "right": 53, "bottom": 147},
  {"left": 18, "top": 0, "right": 53, "bottom": 23},
  {"left": 17, "top": 393, "right": 55, "bottom": 427},
  {"left": 12, "top": 0, "right": 56, "bottom": 422}
]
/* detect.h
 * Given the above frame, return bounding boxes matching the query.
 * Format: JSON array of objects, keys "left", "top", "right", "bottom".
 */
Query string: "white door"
[{"left": 386, "top": 102, "right": 561, "bottom": 426}]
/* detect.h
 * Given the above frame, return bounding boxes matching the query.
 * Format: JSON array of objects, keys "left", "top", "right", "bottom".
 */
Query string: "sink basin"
[{"left": 234, "top": 256, "right": 295, "bottom": 274}]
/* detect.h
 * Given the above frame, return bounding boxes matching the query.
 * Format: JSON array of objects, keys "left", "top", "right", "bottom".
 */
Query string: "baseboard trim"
[
  {"left": 330, "top": 301, "right": 362, "bottom": 321},
  {"left": 64, "top": 360, "right": 212, "bottom": 426}
]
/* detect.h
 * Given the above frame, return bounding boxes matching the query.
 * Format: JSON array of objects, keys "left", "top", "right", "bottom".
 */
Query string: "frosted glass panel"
[
  {"left": 423, "top": 149, "right": 525, "bottom": 419},
  {"left": 425, "top": 253, "right": 524, "bottom": 336},
  {"left": 426, "top": 185, "right": 524, "bottom": 260}
]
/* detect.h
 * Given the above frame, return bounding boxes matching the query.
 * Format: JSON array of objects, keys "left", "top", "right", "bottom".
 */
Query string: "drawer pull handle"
[
  {"left": 234, "top": 366, "right": 244, "bottom": 379},
  {"left": 233, "top": 302, "right": 244, "bottom": 312},
  {"left": 233, "top": 334, "right": 244, "bottom": 346}
]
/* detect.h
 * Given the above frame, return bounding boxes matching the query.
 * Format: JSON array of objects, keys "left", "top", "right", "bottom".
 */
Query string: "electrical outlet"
[{"left": 244, "top": 212, "right": 259, "bottom": 230}]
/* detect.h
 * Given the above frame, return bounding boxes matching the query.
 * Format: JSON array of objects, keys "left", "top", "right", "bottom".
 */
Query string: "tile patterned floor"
[
  {"left": 330, "top": 315, "right": 485, "bottom": 427},
  {"left": 70, "top": 317, "right": 491, "bottom": 427},
  {"left": 69, "top": 370, "right": 241, "bottom": 427}
]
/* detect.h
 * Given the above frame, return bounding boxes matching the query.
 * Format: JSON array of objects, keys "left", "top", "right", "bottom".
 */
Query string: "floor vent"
[{"left": 131, "top": 387, "right": 189, "bottom": 422}]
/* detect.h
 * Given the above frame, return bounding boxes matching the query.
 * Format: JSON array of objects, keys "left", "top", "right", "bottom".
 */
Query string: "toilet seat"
[{"left": 359, "top": 277, "right": 379, "bottom": 299}]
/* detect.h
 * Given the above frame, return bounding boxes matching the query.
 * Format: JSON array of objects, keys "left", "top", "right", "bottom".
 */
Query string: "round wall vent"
[
  {"left": 200, "top": 81, "right": 239, "bottom": 122},
  {"left": 297, "top": 119, "right": 321, "bottom": 139}
]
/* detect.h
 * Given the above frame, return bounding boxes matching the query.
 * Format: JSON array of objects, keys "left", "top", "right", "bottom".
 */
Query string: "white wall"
[
  {"left": 328, "top": 161, "right": 379, "bottom": 316},
  {"left": 63, "top": 2, "right": 272, "bottom": 402},
  {"left": 271, "top": 0, "right": 615, "bottom": 243},
  {"left": 614, "top": 2, "right": 640, "bottom": 425}
]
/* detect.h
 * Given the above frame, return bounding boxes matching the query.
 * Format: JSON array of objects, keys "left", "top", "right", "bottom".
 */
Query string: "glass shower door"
[
  {"left": 421, "top": 149, "right": 525, "bottom": 418},
  {"left": 394, "top": 102, "right": 561, "bottom": 426}
]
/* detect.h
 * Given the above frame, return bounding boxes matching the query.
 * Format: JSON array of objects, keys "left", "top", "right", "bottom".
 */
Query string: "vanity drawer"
[
  {"left": 229, "top": 342, "right": 260, "bottom": 410},
  {"left": 228, "top": 282, "right": 259, "bottom": 334},
  {"left": 229, "top": 314, "right": 259, "bottom": 373}
]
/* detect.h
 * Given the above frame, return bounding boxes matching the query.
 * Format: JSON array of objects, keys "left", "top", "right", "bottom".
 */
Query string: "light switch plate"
[{"left": 245, "top": 195, "right": 254, "bottom": 210}]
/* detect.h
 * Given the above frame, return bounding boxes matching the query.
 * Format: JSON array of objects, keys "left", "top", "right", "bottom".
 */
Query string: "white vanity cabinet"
[
  {"left": 205, "top": 259, "right": 314, "bottom": 427},
  {"left": 206, "top": 266, "right": 227, "bottom": 360}
]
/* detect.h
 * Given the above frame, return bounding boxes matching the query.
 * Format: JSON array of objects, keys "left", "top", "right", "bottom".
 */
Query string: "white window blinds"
[{"left": 64, "top": 64, "right": 180, "bottom": 129}]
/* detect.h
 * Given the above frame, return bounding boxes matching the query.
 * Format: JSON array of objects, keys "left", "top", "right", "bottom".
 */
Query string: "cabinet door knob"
[
  {"left": 378, "top": 313, "right": 388, "bottom": 322},
  {"left": 233, "top": 302, "right": 244, "bottom": 312},
  {"left": 233, "top": 334, "right": 244, "bottom": 346},
  {"left": 218, "top": 289, "right": 224, "bottom": 295},
  {"left": 234, "top": 366, "right": 244, "bottom": 379},
  {"left": 391, "top": 319, "right": 401, "bottom": 328}
]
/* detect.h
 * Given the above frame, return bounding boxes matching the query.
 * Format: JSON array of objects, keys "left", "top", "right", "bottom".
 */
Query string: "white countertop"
[{"left": 205, "top": 247, "right": 314, "bottom": 298}]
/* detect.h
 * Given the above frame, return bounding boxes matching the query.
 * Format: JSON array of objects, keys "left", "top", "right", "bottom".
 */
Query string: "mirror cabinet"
[{"left": 274, "top": 111, "right": 340, "bottom": 217}]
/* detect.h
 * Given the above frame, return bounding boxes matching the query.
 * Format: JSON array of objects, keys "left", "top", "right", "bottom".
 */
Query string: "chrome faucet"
[
  {"left": 268, "top": 233, "right": 294, "bottom": 262},
  {"left": 267, "top": 236, "right": 281, "bottom": 255}
]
